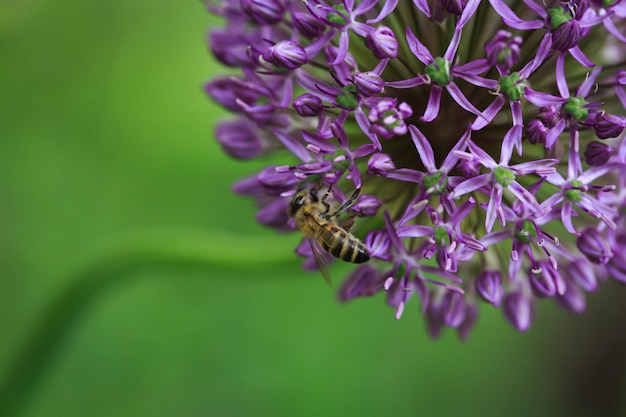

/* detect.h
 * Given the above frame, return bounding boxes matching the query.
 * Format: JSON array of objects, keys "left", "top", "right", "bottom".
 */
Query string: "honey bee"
[{"left": 289, "top": 185, "right": 370, "bottom": 285}]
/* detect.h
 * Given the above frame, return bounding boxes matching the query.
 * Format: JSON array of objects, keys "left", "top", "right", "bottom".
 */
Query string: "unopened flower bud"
[
  {"left": 530, "top": 261, "right": 566, "bottom": 298},
  {"left": 292, "top": 11, "right": 324, "bottom": 38},
  {"left": 442, "top": 290, "right": 466, "bottom": 328},
  {"left": 538, "top": 106, "right": 560, "bottom": 128},
  {"left": 593, "top": 112, "right": 626, "bottom": 139},
  {"left": 548, "top": 5, "right": 581, "bottom": 51},
  {"left": 268, "top": 40, "right": 307, "bottom": 69},
  {"left": 293, "top": 94, "right": 323, "bottom": 117},
  {"left": 441, "top": 0, "right": 467, "bottom": 16},
  {"left": 552, "top": 20, "right": 581, "bottom": 51},
  {"left": 352, "top": 194, "right": 382, "bottom": 217},
  {"left": 367, "top": 152, "right": 396, "bottom": 176},
  {"left": 607, "top": 252, "right": 626, "bottom": 284},
  {"left": 567, "top": 258, "right": 598, "bottom": 292},
  {"left": 458, "top": 158, "right": 481, "bottom": 178},
  {"left": 216, "top": 119, "right": 264, "bottom": 159},
  {"left": 209, "top": 29, "right": 257, "bottom": 68},
  {"left": 577, "top": 227, "right": 613, "bottom": 264},
  {"left": 365, "top": 230, "right": 391, "bottom": 260},
  {"left": 365, "top": 26, "right": 398, "bottom": 58},
  {"left": 556, "top": 282, "right": 586, "bottom": 314},
  {"left": 242, "top": 0, "right": 285, "bottom": 24},
  {"left": 525, "top": 119, "right": 549, "bottom": 145},
  {"left": 503, "top": 291, "right": 535, "bottom": 332},
  {"left": 256, "top": 197, "right": 290, "bottom": 229},
  {"left": 457, "top": 303, "right": 478, "bottom": 341},
  {"left": 424, "top": 297, "right": 445, "bottom": 339},
  {"left": 338, "top": 265, "right": 384, "bottom": 301},
  {"left": 584, "top": 141, "right": 612, "bottom": 166},
  {"left": 475, "top": 271, "right": 504, "bottom": 306},
  {"left": 354, "top": 72, "right": 385, "bottom": 97}
]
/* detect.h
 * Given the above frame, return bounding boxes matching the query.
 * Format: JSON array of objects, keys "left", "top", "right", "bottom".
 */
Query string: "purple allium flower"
[{"left": 205, "top": 0, "right": 626, "bottom": 339}]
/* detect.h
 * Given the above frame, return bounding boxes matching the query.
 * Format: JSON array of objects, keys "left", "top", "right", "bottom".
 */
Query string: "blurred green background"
[{"left": 1, "top": 1, "right": 625, "bottom": 416}]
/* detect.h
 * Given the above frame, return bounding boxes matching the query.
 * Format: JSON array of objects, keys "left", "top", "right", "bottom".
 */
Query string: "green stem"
[{"left": 0, "top": 230, "right": 299, "bottom": 417}]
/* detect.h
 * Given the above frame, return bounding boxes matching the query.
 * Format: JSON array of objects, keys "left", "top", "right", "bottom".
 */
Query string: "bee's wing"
[{"left": 309, "top": 238, "right": 333, "bottom": 287}]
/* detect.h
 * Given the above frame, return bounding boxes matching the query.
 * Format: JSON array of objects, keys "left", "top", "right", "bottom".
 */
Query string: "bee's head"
[{"left": 288, "top": 192, "right": 310, "bottom": 217}]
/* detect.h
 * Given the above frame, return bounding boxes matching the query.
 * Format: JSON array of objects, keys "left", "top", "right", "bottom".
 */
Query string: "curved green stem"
[{"left": 0, "top": 230, "right": 299, "bottom": 417}]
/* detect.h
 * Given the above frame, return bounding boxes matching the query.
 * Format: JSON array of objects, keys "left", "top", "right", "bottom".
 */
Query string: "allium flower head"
[{"left": 204, "top": 0, "right": 626, "bottom": 339}]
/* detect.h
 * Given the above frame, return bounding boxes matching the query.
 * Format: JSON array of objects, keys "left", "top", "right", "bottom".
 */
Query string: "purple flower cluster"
[{"left": 205, "top": 0, "right": 626, "bottom": 339}]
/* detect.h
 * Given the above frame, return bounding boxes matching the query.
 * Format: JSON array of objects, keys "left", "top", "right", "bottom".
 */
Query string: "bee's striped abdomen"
[{"left": 321, "top": 224, "right": 370, "bottom": 264}]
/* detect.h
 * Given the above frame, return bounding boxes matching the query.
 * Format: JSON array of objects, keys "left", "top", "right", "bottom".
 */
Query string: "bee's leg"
[
  {"left": 340, "top": 215, "right": 357, "bottom": 232},
  {"left": 330, "top": 187, "right": 361, "bottom": 218},
  {"left": 309, "top": 184, "right": 321, "bottom": 202},
  {"left": 321, "top": 184, "right": 334, "bottom": 214}
]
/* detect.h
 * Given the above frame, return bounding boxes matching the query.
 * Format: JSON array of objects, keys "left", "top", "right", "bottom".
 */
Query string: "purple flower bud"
[
  {"left": 607, "top": 252, "right": 626, "bottom": 284},
  {"left": 365, "top": 230, "right": 391, "bottom": 260},
  {"left": 216, "top": 119, "right": 264, "bottom": 159},
  {"left": 292, "top": 11, "right": 325, "bottom": 39},
  {"left": 338, "top": 265, "right": 384, "bottom": 301},
  {"left": 525, "top": 119, "right": 549, "bottom": 145},
  {"left": 232, "top": 174, "right": 264, "bottom": 198},
  {"left": 293, "top": 94, "right": 323, "bottom": 117},
  {"left": 593, "top": 112, "right": 626, "bottom": 139},
  {"left": 566, "top": 258, "right": 598, "bottom": 292},
  {"left": 353, "top": 72, "right": 385, "bottom": 97},
  {"left": 351, "top": 194, "right": 382, "bottom": 217},
  {"left": 484, "top": 30, "right": 522, "bottom": 71},
  {"left": 256, "top": 197, "right": 290, "bottom": 229},
  {"left": 538, "top": 106, "right": 560, "bottom": 128},
  {"left": 365, "top": 26, "right": 399, "bottom": 59},
  {"left": 556, "top": 282, "right": 586, "bottom": 314},
  {"left": 236, "top": 99, "right": 289, "bottom": 127},
  {"left": 503, "top": 291, "right": 535, "bottom": 332},
  {"left": 205, "top": 77, "right": 256, "bottom": 112},
  {"left": 209, "top": 29, "right": 258, "bottom": 68},
  {"left": 475, "top": 271, "right": 504, "bottom": 306},
  {"left": 258, "top": 166, "right": 299, "bottom": 195},
  {"left": 367, "top": 152, "right": 396, "bottom": 177},
  {"left": 242, "top": 0, "right": 285, "bottom": 25},
  {"left": 457, "top": 303, "right": 478, "bottom": 342},
  {"left": 424, "top": 297, "right": 445, "bottom": 339},
  {"left": 577, "top": 227, "right": 613, "bottom": 264},
  {"left": 584, "top": 141, "right": 612, "bottom": 166},
  {"left": 441, "top": 0, "right": 467, "bottom": 16},
  {"left": 442, "top": 290, "right": 466, "bottom": 328},
  {"left": 458, "top": 158, "right": 481, "bottom": 178},
  {"left": 551, "top": 20, "right": 581, "bottom": 51},
  {"left": 530, "top": 261, "right": 566, "bottom": 298},
  {"left": 268, "top": 40, "right": 307, "bottom": 69}
]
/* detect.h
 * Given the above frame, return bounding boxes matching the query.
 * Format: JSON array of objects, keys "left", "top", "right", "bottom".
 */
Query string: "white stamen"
[
  {"left": 383, "top": 277, "right": 394, "bottom": 291},
  {"left": 395, "top": 302, "right": 405, "bottom": 320},
  {"left": 306, "top": 144, "right": 321, "bottom": 153}
]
